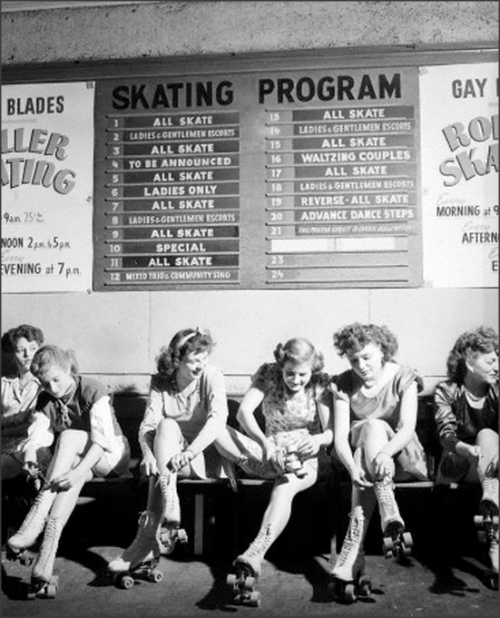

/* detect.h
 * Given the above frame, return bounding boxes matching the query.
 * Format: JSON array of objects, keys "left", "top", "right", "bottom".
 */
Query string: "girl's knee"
[
  {"left": 359, "top": 418, "right": 391, "bottom": 440},
  {"left": 156, "top": 417, "right": 182, "bottom": 436},
  {"left": 56, "top": 428, "right": 88, "bottom": 448},
  {"left": 477, "top": 428, "right": 498, "bottom": 446}
]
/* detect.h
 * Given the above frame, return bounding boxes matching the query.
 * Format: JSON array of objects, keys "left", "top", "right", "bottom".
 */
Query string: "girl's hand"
[
  {"left": 141, "top": 451, "right": 158, "bottom": 476},
  {"left": 50, "top": 468, "right": 81, "bottom": 491},
  {"left": 373, "top": 451, "right": 394, "bottom": 480},
  {"left": 351, "top": 464, "right": 372, "bottom": 488},
  {"left": 295, "top": 435, "right": 321, "bottom": 459},
  {"left": 263, "top": 440, "right": 277, "bottom": 462},
  {"left": 465, "top": 445, "right": 481, "bottom": 466},
  {"left": 168, "top": 450, "right": 194, "bottom": 473}
]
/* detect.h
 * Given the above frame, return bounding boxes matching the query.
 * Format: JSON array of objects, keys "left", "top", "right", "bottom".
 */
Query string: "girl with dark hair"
[
  {"left": 433, "top": 326, "right": 498, "bottom": 588},
  {"left": 1, "top": 324, "right": 49, "bottom": 480},
  {"left": 7, "top": 345, "right": 130, "bottom": 598},
  {"left": 108, "top": 327, "right": 229, "bottom": 580},
  {"left": 214, "top": 337, "right": 333, "bottom": 605},
  {"left": 328, "top": 323, "right": 428, "bottom": 603}
]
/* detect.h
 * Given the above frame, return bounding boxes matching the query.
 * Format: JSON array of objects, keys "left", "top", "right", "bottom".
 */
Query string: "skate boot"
[
  {"left": 226, "top": 523, "right": 275, "bottom": 607},
  {"left": 7, "top": 488, "right": 56, "bottom": 565},
  {"left": 374, "top": 477, "right": 413, "bottom": 559},
  {"left": 329, "top": 512, "right": 371, "bottom": 603},
  {"left": 28, "top": 516, "right": 63, "bottom": 599},
  {"left": 156, "top": 473, "right": 188, "bottom": 555},
  {"left": 475, "top": 476, "right": 499, "bottom": 590},
  {"left": 108, "top": 510, "right": 163, "bottom": 589}
]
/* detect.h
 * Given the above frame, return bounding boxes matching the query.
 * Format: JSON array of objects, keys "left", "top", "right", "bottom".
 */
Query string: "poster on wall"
[
  {"left": 93, "top": 64, "right": 422, "bottom": 290},
  {"left": 1, "top": 82, "right": 95, "bottom": 293},
  {"left": 419, "top": 63, "right": 498, "bottom": 288}
]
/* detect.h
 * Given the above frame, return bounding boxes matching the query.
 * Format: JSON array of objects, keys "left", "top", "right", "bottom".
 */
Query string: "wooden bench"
[{"left": 76, "top": 390, "right": 447, "bottom": 557}]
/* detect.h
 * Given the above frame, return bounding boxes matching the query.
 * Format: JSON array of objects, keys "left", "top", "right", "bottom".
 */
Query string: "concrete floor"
[
  {"left": 1, "top": 545, "right": 498, "bottom": 618},
  {"left": 1, "top": 478, "right": 498, "bottom": 617}
]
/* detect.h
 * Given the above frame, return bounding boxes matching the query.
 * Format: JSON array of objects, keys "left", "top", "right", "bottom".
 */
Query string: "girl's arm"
[
  {"left": 373, "top": 381, "right": 419, "bottom": 478},
  {"left": 138, "top": 385, "right": 164, "bottom": 474},
  {"left": 236, "top": 386, "right": 269, "bottom": 452},
  {"left": 17, "top": 411, "right": 54, "bottom": 465},
  {"left": 333, "top": 395, "right": 357, "bottom": 476},
  {"left": 183, "top": 367, "right": 229, "bottom": 458}
]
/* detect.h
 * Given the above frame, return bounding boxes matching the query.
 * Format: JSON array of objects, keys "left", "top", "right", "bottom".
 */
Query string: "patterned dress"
[{"left": 231, "top": 363, "right": 331, "bottom": 479}]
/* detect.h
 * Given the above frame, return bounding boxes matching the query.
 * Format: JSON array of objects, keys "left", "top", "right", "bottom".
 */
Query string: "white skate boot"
[
  {"left": 227, "top": 523, "right": 274, "bottom": 607},
  {"left": 28, "top": 516, "right": 63, "bottom": 599},
  {"left": 7, "top": 489, "right": 56, "bottom": 565},
  {"left": 156, "top": 473, "right": 188, "bottom": 555},
  {"left": 329, "top": 512, "right": 371, "bottom": 603},
  {"left": 475, "top": 475, "right": 499, "bottom": 590},
  {"left": 374, "top": 477, "right": 413, "bottom": 559},
  {"left": 108, "top": 510, "right": 163, "bottom": 588}
]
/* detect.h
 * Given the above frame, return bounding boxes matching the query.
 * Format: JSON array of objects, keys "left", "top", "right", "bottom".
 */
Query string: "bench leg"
[{"left": 194, "top": 493, "right": 204, "bottom": 556}]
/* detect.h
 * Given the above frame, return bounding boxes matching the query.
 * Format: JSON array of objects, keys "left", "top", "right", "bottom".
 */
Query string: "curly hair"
[
  {"left": 1, "top": 324, "right": 45, "bottom": 354},
  {"left": 156, "top": 328, "right": 214, "bottom": 377},
  {"left": 30, "top": 345, "right": 79, "bottom": 379},
  {"left": 333, "top": 322, "right": 398, "bottom": 362},
  {"left": 446, "top": 326, "right": 498, "bottom": 384},
  {"left": 273, "top": 338, "right": 325, "bottom": 374}
]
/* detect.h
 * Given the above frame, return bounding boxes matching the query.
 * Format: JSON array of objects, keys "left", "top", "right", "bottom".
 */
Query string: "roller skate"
[
  {"left": 159, "top": 524, "right": 188, "bottom": 555},
  {"left": 329, "top": 512, "right": 371, "bottom": 604},
  {"left": 7, "top": 487, "right": 56, "bottom": 567},
  {"left": 108, "top": 510, "right": 163, "bottom": 589},
  {"left": 27, "top": 516, "right": 63, "bottom": 599},
  {"left": 156, "top": 472, "right": 188, "bottom": 555},
  {"left": 475, "top": 476, "right": 499, "bottom": 590},
  {"left": 374, "top": 477, "right": 413, "bottom": 559},
  {"left": 226, "top": 523, "right": 274, "bottom": 607}
]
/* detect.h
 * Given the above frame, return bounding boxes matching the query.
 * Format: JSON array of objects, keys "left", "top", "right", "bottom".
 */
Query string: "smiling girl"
[
  {"left": 108, "top": 328, "right": 229, "bottom": 576},
  {"left": 1, "top": 324, "right": 48, "bottom": 480},
  {"left": 7, "top": 345, "right": 130, "bottom": 597},
  {"left": 328, "top": 323, "right": 428, "bottom": 603},
  {"left": 433, "top": 326, "right": 498, "bottom": 587},
  {"left": 214, "top": 338, "right": 333, "bottom": 601}
]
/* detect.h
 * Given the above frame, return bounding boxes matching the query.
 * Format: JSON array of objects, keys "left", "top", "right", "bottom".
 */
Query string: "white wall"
[{"left": 2, "top": 1, "right": 498, "bottom": 394}]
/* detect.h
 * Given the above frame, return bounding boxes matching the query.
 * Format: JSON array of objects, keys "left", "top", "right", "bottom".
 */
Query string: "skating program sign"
[
  {"left": 93, "top": 62, "right": 422, "bottom": 290},
  {"left": 1, "top": 82, "right": 95, "bottom": 293}
]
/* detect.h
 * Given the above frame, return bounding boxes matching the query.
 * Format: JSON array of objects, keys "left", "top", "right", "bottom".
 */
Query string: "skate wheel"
[
  {"left": 27, "top": 591, "right": 37, "bottom": 601},
  {"left": 119, "top": 575, "right": 135, "bottom": 590},
  {"left": 474, "top": 515, "right": 484, "bottom": 526},
  {"left": 20, "top": 553, "right": 34, "bottom": 567},
  {"left": 358, "top": 576, "right": 372, "bottom": 596},
  {"left": 227, "top": 573, "right": 237, "bottom": 587},
  {"left": 151, "top": 570, "right": 163, "bottom": 583},
  {"left": 383, "top": 536, "right": 394, "bottom": 557},
  {"left": 248, "top": 590, "right": 261, "bottom": 606},
  {"left": 45, "top": 584, "right": 57, "bottom": 598},
  {"left": 177, "top": 529, "right": 188, "bottom": 543},
  {"left": 343, "top": 583, "right": 357, "bottom": 603},
  {"left": 402, "top": 531, "right": 413, "bottom": 547},
  {"left": 401, "top": 545, "right": 412, "bottom": 557},
  {"left": 244, "top": 576, "right": 255, "bottom": 590},
  {"left": 478, "top": 530, "right": 487, "bottom": 544}
]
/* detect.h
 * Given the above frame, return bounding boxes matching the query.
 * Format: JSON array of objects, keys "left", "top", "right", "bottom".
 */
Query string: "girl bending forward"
[
  {"left": 434, "top": 326, "right": 498, "bottom": 587},
  {"left": 329, "top": 323, "right": 428, "bottom": 601},
  {"left": 7, "top": 345, "right": 130, "bottom": 595},
  {"left": 214, "top": 338, "right": 333, "bottom": 588}
]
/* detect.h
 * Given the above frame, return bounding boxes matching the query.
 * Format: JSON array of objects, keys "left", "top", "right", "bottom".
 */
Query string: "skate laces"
[
  {"left": 337, "top": 517, "right": 363, "bottom": 567},
  {"left": 34, "top": 517, "right": 61, "bottom": 578},
  {"left": 244, "top": 524, "right": 273, "bottom": 559}
]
